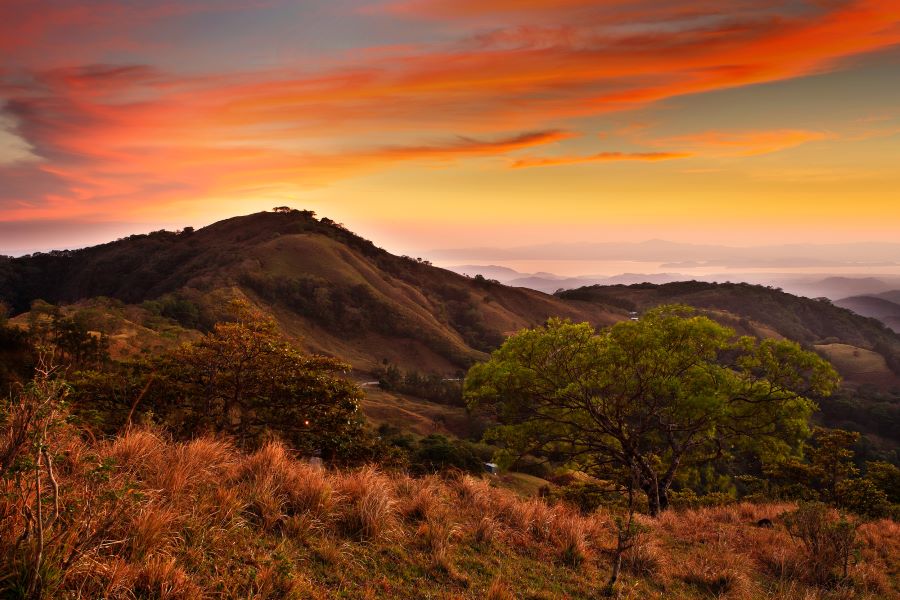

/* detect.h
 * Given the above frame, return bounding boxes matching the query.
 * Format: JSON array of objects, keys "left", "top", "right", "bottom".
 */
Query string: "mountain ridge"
[{"left": 0, "top": 210, "right": 621, "bottom": 373}]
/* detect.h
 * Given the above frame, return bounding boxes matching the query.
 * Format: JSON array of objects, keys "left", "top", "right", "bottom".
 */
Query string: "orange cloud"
[
  {"left": 511, "top": 151, "right": 690, "bottom": 168},
  {"left": 1, "top": 0, "right": 899, "bottom": 223},
  {"left": 652, "top": 129, "right": 833, "bottom": 157}
]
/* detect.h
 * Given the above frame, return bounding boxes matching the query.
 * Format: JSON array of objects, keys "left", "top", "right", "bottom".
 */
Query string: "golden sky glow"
[{"left": 1, "top": 0, "right": 899, "bottom": 257}]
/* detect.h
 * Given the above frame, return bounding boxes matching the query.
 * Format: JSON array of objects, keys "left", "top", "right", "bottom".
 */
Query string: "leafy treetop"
[{"left": 465, "top": 305, "right": 840, "bottom": 515}]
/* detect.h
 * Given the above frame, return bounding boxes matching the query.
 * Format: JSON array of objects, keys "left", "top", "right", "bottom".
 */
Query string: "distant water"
[{"left": 435, "top": 259, "right": 900, "bottom": 279}]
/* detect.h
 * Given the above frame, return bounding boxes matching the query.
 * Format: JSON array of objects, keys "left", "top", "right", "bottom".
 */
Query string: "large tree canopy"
[
  {"left": 73, "top": 302, "right": 365, "bottom": 458},
  {"left": 151, "top": 303, "right": 365, "bottom": 456},
  {"left": 464, "top": 305, "right": 840, "bottom": 515}
]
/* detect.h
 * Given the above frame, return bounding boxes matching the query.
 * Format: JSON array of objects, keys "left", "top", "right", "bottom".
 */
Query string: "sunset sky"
[{"left": 1, "top": 0, "right": 899, "bottom": 261}]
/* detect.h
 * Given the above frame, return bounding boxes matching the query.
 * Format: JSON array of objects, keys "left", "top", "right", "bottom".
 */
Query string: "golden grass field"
[{"left": 2, "top": 427, "right": 897, "bottom": 599}]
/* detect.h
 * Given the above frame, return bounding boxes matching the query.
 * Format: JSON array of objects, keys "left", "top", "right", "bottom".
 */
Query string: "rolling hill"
[
  {"left": 0, "top": 210, "right": 619, "bottom": 374},
  {"left": 557, "top": 281, "right": 900, "bottom": 389},
  {"left": 4, "top": 211, "right": 900, "bottom": 386},
  {"left": 835, "top": 294, "right": 900, "bottom": 333}
]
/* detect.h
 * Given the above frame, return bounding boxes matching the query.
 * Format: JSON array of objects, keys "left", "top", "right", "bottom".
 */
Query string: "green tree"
[
  {"left": 766, "top": 427, "right": 862, "bottom": 502},
  {"left": 465, "top": 305, "right": 839, "bottom": 516},
  {"left": 806, "top": 427, "right": 860, "bottom": 500},
  {"left": 865, "top": 460, "right": 900, "bottom": 503},
  {"left": 26, "top": 301, "right": 109, "bottom": 371},
  {"left": 147, "top": 302, "right": 364, "bottom": 456}
]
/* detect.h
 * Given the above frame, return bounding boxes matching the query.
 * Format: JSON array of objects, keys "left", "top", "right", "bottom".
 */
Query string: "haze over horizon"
[{"left": 2, "top": 1, "right": 899, "bottom": 262}]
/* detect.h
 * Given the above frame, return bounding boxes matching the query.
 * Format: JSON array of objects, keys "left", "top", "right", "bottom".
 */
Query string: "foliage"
[
  {"left": 766, "top": 427, "right": 900, "bottom": 517},
  {"left": 865, "top": 460, "right": 900, "bottom": 503},
  {"left": 375, "top": 363, "right": 464, "bottom": 405},
  {"left": 783, "top": 502, "right": 859, "bottom": 585},
  {"left": 0, "top": 320, "right": 33, "bottom": 396},
  {"left": 465, "top": 305, "right": 840, "bottom": 515},
  {"left": 834, "top": 478, "right": 891, "bottom": 518},
  {"left": 667, "top": 489, "right": 735, "bottom": 510},
  {"left": 26, "top": 301, "right": 109, "bottom": 372},
  {"left": 410, "top": 434, "right": 483, "bottom": 475},
  {"left": 376, "top": 426, "right": 491, "bottom": 475},
  {"left": 141, "top": 293, "right": 210, "bottom": 330},
  {"left": 548, "top": 480, "right": 617, "bottom": 514},
  {"left": 145, "top": 302, "right": 364, "bottom": 456},
  {"left": 67, "top": 302, "right": 367, "bottom": 459},
  {"left": 818, "top": 386, "right": 900, "bottom": 463}
]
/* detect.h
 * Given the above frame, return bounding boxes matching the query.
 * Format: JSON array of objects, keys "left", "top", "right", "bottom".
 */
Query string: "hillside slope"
[
  {"left": 558, "top": 281, "right": 900, "bottom": 389},
  {"left": 4, "top": 428, "right": 898, "bottom": 599},
  {"left": 0, "top": 210, "right": 619, "bottom": 373},
  {"left": 835, "top": 294, "right": 900, "bottom": 333}
]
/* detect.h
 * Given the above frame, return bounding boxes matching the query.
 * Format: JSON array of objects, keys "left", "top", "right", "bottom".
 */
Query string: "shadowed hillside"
[
  {"left": 836, "top": 294, "right": 900, "bottom": 333},
  {"left": 558, "top": 281, "right": 900, "bottom": 387},
  {"left": 0, "top": 210, "right": 618, "bottom": 373}
]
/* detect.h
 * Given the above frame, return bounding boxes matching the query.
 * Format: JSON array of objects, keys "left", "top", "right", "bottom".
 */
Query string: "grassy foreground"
[{"left": 2, "top": 428, "right": 898, "bottom": 599}]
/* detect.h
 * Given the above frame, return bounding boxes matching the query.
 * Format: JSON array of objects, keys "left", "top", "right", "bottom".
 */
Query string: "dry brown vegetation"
[{"left": 2, "top": 424, "right": 898, "bottom": 599}]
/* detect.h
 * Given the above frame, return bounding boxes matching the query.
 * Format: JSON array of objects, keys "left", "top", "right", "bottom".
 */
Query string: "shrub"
[
  {"left": 669, "top": 489, "right": 736, "bottom": 510},
  {"left": 783, "top": 502, "right": 858, "bottom": 585},
  {"left": 865, "top": 461, "right": 900, "bottom": 503},
  {"left": 834, "top": 478, "right": 891, "bottom": 518},
  {"left": 549, "top": 481, "right": 612, "bottom": 514},
  {"left": 410, "top": 435, "right": 482, "bottom": 474}
]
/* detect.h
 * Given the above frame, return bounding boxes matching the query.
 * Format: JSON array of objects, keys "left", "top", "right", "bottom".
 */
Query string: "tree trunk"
[
  {"left": 642, "top": 481, "right": 660, "bottom": 517},
  {"left": 642, "top": 481, "right": 670, "bottom": 517}
]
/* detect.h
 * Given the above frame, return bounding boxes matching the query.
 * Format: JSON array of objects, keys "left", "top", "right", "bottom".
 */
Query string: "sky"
[{"left": 1, "top": 0, "right": 899, "bottom": 264}]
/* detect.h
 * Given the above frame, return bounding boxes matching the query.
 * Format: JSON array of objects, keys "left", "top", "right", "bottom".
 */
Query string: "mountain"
[
  {"left": 0, "top": 210, "right": 620, "bottom": 374},
  {"left": 444, "top": 265, "right": 691, "bottom": 294},
  {"left": 876, "top": 290, "right": 900, "bottom": 304},
  {"left": 5, "top": 212, "right": 900, "bottom": 386},
  {"left": 835, "top": 294, "right": 900, "bottom": 333},
  {"left": 3, "top": 211, "right": 900, "bottom": 457},
  {"left": 775, "top": 276, "right": 897, "bottom": 301},
  {"left": 445, "top": 264, "right": 527, "bottom": 282},
  {"left": 430, "top": 240, "right": 900, "bottom": 268}
]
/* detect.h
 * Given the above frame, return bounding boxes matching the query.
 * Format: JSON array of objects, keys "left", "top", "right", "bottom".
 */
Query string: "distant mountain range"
[
  {"left": 835, "top": 292, "right": 900, "bottom": 333},
  {"left": 448, "top": 264, "right": 900, "bottom": 302},
  {"left": 434, "top": 239, "right": 900, "bottom": 267}
]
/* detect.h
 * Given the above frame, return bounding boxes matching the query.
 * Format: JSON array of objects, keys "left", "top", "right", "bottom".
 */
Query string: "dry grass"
[
  {"left": 132, "top": 556, "right": 204, "bottom": 600},
  {"left": 552, "top": 512, "right": 589, "bottom": 567},
  {"left": 416, "top": 509, "right": 460, "bottom": 573},
  {"left": 333, "top": 465, "right": 397, "bottom": 541},
  {"left": 485, "top": 576, "right": 516, "bottom": 600},
  {"left": 2, "top": 425, "right": 898, "bottom": 599}
]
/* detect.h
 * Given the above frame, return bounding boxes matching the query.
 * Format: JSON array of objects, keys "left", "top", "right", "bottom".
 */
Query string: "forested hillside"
[{"left": 0, "top": 210, "right": 618, "bottom": 373}]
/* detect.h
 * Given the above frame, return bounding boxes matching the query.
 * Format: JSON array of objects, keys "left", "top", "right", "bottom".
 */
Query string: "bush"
[
  {"left": 410, "top": 435, "right": 482, "bottom": 475},
  {"left": 783, "top": 502, "right": 858, "bottom": 585},
  {"left": 834, "top": 478, "right": 891, "bottom": 518},
  {"left": 550, "top": 481, "right": 613, "bottom": 514},
  {"left": 866, "top": 461, "right": 900, "bottom": 503}
]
